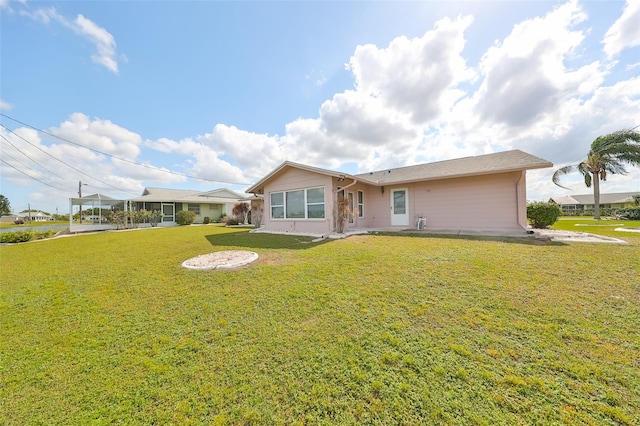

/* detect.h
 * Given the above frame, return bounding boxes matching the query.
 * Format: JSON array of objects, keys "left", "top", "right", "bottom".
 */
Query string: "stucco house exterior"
[
  {"left": 69, "top": 188, "right": 247, "bottom": 232},
  {"left": 129, "top": 187, "right": 246, "bottom": 224},
  {"left": 246, "top": 150, "right": 553, "bottom": 236},
  {"left": 550, "top": 192, "right": 639, "bottom": 215}
]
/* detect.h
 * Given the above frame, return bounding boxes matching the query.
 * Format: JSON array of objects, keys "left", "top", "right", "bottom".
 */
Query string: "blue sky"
[{"left": 1, "top": 0, "right": 639, "bottom": 214}]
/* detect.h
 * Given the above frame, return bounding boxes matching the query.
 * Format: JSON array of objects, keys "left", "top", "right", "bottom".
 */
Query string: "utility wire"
[
  {"left": 0, "top": 158, "right": 69, "bottom": 191},
  {"left": 1, "top": 133, "right": 65, "bottom": 181},
  {"left": 1, "top": 124, "right": 138, "bottom": 195},
  {"left": 0, "top": 113, "right": 252, "bottom": 186}
]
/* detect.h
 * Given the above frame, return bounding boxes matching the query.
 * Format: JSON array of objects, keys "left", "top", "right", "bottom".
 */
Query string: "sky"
[{"left": 1, "top": 0, "right": 639, "bottom": 215}]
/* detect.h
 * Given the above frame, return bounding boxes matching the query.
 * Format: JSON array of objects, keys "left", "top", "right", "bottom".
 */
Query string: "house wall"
[
  {"left": 176, "top": 202, "right": 231, "bottom": 223},
  {"left": 262, "top": 168, "right": 334, "bottom": 234},
  {"left": 410, "top": 171, "right": 525, "bottom": 232},
  {"left": 259, "top": 169, "right": 528, "bottom": 234}
]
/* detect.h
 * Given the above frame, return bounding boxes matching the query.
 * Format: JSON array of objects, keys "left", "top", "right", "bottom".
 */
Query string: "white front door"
[{"left": 390, "top": 188, "right": 409, "bottom": 226}]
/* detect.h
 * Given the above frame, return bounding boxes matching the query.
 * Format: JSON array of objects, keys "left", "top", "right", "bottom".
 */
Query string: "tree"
[
  {"left": 0, "top": 195, "right": 10, "bottom": 216},
  {"left": 552, "top": 129, "right": 640, "bottom": 219},
  {"left": 232, "top": 202, "right": 249, "bottom": 224}
]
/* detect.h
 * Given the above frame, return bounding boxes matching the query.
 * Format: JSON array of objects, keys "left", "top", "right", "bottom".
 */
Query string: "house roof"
[
  {"left": 246, "top": 150, "right": 552, "bottom": 193},
  {"left": 355, "top": 150, "right": 552, "bottom": 185},
  {"left": 246, "top": 162, "right": 355, "bottom": 194},
  {"left": 551, "top": 192, "right": 639, "bottom": 206},
  {"left": 129, "top": 187, "right": 246, "bottom": 203}
]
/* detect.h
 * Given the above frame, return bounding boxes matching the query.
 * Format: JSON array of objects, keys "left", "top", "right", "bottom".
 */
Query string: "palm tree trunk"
[{"left": 593, "top": 172, "right": 600, "bottom": 220}]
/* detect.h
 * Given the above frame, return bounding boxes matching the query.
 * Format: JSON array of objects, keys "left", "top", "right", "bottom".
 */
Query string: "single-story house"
[
  {"left": 246, "top": 149, "right": 553, "bottom": 235},
  {"left": 0, "top": 213, "right": 26, "bottom": 223},
  {"left": 129, "top": 187, "right": 247, "bottom": 224},
  {"left": 68, "top": 188, "right": 247, "bottom": 233},
  {"left": 550, "top": 192, "right": 639, "bottom": 214}
]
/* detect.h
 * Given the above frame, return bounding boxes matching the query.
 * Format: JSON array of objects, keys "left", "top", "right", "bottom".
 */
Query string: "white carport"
[{"left": 69, "top": 193, "right": 127, "bottom": 232}]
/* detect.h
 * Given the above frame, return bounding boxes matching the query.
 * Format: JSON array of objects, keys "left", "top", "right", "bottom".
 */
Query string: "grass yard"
[{"left": 1, "top": 224, "right": 639, "bottom": 425}]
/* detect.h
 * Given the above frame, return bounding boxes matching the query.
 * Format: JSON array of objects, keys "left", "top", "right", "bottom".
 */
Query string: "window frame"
[
  {"left": 270, "top": 186, "right": 325, "bottom": 220},
  {"left": 357, "top": 190, "right": 364, "bottom": 218},
  {"left": 187, "top": 204, "right": 201, "bottom": 215}
]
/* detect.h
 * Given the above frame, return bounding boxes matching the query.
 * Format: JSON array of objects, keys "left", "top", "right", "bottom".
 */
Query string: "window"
[
  {"left": 271, "top": 192, "right": 284, "bottom": 219},
  {"left": 348, "top": 192, "right": 354, "bottom": 223},
  {"left": 270, "top": 187, "right": 325, "bottom": 219},
  {"left": 188, "top": 204, "right": 200, "bottom": 215},
  {"left": 307, "top": 187, "right": 325, "bottom": 218},
  {"left": 357, "top": 190, "right": 364, "bottom": 218}
]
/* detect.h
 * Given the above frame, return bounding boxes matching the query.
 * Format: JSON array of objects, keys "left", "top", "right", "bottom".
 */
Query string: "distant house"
[
  {"left": 129, "top": 187, "right": 247, "bottom": 224},
  {"left": 550, "top": 192, "right": 639, "bottom": 215},
  {"left": 246, "top": 150, "right": 552, "bottom": 236},
  {"left": 68, "top": 188, "right": 247, "bottom": 233},
  {"left": 0, "top": 213, "right": 25, "bottom": 223}
]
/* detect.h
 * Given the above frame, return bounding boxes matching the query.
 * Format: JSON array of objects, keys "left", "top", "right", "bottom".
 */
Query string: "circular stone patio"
[{"left": 182, "top": 250, "right": 259, "bottom": 270}]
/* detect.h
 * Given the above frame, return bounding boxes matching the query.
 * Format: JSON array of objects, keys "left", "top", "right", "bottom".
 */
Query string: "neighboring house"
[
  {"left": 246, "top": 150, "right": 553, "bottom": 235},
  {"left": 128, "top": 187, "right": 247, "bottom": 224},
  {"left": 20, "top": 211, "right": 53, "bottom": 222},
  {"left": 550, "top": 192, "right": 639, "bottom": 214},
  {"left": 0, "top": 213, "right": 25, "bottom": 223},
  {"left": 68, "top": 188, "right": 247, "bottom": 233}
]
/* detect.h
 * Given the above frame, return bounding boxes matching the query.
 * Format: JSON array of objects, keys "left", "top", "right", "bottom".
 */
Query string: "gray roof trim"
[
  {"left": 551, "top": 192, "right": 639, "bottom": 205},
  {"left": 247, "top": 150, "right": 552, "bottom": 194},
  {"left": 130, "top": 187, "right": 246, "bottom": 203},
  {"left": 355, "top": 150, "right": 552, "bottom": 185},
  {"left": 246, "top": 161, "right": 360, "bottom": 194}
]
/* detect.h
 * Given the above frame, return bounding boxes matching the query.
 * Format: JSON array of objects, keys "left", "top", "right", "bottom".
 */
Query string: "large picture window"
[
  {"left": 188, "top": 204, "right": 201, "bottom": 215},
  {"left": 270, "top": 187, "right": 325, "bottom": 219}
]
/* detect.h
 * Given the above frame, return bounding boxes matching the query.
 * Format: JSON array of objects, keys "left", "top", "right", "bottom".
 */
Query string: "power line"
[
  {"left": 1, "top": 133, "right": 65, "bottom": 181},
  {"left": 1, "top": 124, "right": 138, "bottom": 195},
  {"left": 0, "top": 113, "right": 252, "bottom": 186},
  {"left": 0, "top": 158, "right": 69, "bottom": 191}
]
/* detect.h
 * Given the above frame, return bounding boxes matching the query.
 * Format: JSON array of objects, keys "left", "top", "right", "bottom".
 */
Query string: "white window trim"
[{"left": 270, "top": 186, "right": 325, "bottom": 220}]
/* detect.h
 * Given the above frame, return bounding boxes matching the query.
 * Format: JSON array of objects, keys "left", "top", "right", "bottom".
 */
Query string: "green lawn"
[{"left": 1, "top": 224, "right": 639, "bottom": 425}]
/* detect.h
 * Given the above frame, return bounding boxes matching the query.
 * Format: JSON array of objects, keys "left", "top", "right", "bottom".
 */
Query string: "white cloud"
[
  {"left": 74, "top": 14, "right": 119, "bottom": 73},
  {"left": 348, "top": 14, "right": 476, "bottom": 125},
  {"left": 603, "top": 0, "right": 640, "bottom": 58},
  {"left": 471, "top": 0, "right": 597, "bottom": 129},
  {"left": 19, "top": 5, "right": 120, "bottom": 73},
  {"left": 50, "top": 113, "right": 141, "bottom": 159},
  {"left": 0, "top": 99, "right": 13, "bottom": 110}
]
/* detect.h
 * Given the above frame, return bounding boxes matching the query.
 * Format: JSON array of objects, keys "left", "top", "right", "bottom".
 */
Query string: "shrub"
[
  {"left": 616, "top": 207, "right": 640, "bottom": 220},
  {"left": 232, "top": 202, "right": 249, "bottom": 224},
  {"left": 0, "top": 230, "right": 55, "bottom": 244},
  {"left": 203, "top": 216, "right": 211, "bottom": 224},
  {"left": 176, "top": 210, "right": 196, "bottom": 226},
  {"left": 527, "top": 201, "right": 562, "bottom": 228},
  {"left": 225, "top": 218, "right": 239, "bottom": 226}
]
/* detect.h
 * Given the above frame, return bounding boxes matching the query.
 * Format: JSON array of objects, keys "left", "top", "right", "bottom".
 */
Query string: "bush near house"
[
  {"left": 203, "top": 216, "right": 211, "bottom": 224},
  {"left": 175, "top": 210, "right": 196, "bottom": 225},
  {"left": 0, "top": 230, "right": 56, "bottom": 243},
  {"left": 527, "top": 201, "right": 562, "bottom": 228},
  {"left": 616, "top": 207, "right": 640, "bottom": 220}
]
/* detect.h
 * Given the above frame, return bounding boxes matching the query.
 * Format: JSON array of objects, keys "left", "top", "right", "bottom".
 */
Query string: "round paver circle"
[{"left": 182, "top": 250, "right": 259, "bottom": 270}]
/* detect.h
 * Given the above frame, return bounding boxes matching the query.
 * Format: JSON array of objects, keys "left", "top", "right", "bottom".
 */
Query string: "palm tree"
[{"left": 552, "top": 129, "right": 640, "bottom": 219}]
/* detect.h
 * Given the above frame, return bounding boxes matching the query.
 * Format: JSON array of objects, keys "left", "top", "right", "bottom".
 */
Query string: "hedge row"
[{"left": 0, "top": 230, "right": 57, "bottom": 244}]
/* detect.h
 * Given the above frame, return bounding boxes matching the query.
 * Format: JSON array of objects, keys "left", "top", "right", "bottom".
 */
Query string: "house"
[
  {"left": 68, "top": 188, "right": 247, "bottom": 233},
  {"left": 0, "top": 213, "right": 26, "bottom": 223},
  {"left": 246, "top": 150, "right": 553, "bottom": 236},
  {"left": 550, "top": 192, "right": 639, "bottom": 215},
  {"left": 128, "top": 187, "right": 247, "bottom": 224}
]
